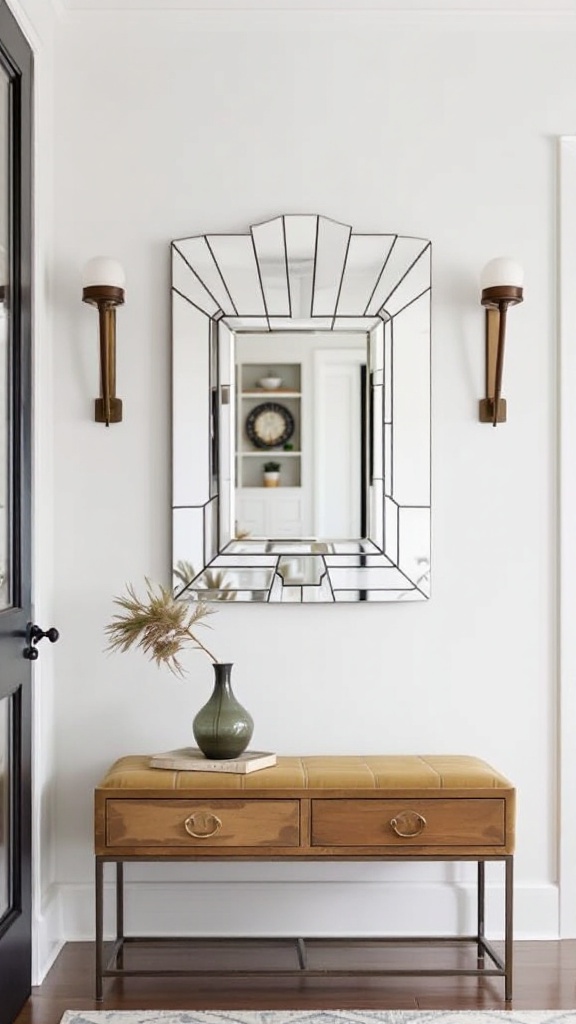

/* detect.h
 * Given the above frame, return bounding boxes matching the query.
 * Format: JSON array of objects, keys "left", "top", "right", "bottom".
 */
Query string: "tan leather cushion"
[{"left": 96, "top": 754, "right": 514, "bottom": 795}]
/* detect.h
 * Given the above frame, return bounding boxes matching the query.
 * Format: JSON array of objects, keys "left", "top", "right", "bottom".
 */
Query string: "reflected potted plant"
[{"left": 263, "top": 460, "right": 281, "bottom": 487}]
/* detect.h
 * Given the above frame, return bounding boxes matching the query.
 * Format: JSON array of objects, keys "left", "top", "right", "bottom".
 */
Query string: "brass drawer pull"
[
  {"left": 184, "top": 811, "right": 222, "bottom": 839},
  {"left": 390, "top": 811, "right": 427, "bottom": 838}
]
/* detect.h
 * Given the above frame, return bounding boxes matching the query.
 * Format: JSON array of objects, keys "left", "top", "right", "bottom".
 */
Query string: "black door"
[{"left": 0, "top": 3, "right": 33, "bottom": 1022}]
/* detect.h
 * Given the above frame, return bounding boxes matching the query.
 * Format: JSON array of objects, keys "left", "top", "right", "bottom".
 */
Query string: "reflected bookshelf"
[{"left": 236, "top": 361, "right": 302, "bottom": 489}]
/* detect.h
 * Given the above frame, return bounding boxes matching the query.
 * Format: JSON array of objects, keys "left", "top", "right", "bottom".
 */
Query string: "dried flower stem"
[
  {"left": 105, "top": 580, "right": 219, "bottom": 676},
  {"left": 182, "top": 626, "right": 218, "bottom": 665}
]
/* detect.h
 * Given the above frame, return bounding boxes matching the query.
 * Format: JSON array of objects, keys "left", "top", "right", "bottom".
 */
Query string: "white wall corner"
[
  {"left": 32, "top": 883, "right": 64, "bottom": 986},
  {"left": 6, "top": 0, "right": 60, "bottom": 48},
  {"left": 558, "top": 135, "right": 576, "bottom": 937}
]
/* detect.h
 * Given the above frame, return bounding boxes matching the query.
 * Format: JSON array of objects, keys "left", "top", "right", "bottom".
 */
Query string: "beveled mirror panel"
[{"left": 172, "top": 215, "right": 431, "bottom": 602}]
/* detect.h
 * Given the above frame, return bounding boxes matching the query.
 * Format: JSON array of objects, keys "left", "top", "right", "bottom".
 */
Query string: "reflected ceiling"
[{"left": 63, "top": 1, "right": 561, "bottom": 11}]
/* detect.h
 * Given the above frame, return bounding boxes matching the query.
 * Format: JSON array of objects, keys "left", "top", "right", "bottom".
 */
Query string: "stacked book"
[{"left": 149, "top": 748, "right": 277, "bottom": 774}]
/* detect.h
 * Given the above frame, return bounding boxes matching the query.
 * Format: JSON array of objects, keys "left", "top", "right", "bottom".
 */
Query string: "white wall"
[{"left": 48, "top": 8, "right": 567, "bottom": 960}]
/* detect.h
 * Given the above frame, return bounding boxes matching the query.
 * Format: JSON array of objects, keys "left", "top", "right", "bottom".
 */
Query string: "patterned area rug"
[{"left": 59, "top": 1012, "right": 576, "bottom": 1024}]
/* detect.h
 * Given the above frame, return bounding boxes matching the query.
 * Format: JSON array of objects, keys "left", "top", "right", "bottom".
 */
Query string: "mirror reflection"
[
  {"left": 171, "top": 215, "right": 431, "bottom": 603},
  {"left": 235, "top": 332, "right": 369, "bottom": 541}
]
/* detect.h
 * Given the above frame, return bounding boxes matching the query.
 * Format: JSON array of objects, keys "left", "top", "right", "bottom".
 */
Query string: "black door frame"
[{"left": 0, "top": 2, "right": 33, "bottom": 1022}]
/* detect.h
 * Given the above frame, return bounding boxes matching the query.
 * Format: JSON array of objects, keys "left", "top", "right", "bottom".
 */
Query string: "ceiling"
[{"left": 59, "top": 0, "right": 576, "bottom": 11}]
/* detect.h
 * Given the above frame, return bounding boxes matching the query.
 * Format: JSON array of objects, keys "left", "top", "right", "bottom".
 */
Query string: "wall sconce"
[
  {"left": 479, "top": 257, "right": 524, "bottom": 426},
  {"left": 82, "top": 257, "right": 125, "bottom": 426}
]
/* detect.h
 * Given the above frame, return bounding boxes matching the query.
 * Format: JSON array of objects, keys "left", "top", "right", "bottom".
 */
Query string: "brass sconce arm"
[
  {"left": 479, "top": 259, "right": 523, "bottom": 427},
  {"left": 82, "top": 258, "right": 125, "bottom": 426}
]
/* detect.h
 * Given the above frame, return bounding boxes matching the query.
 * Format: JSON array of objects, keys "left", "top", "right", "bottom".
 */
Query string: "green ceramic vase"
[{"left": 193, "top": 663, "right": 254, "bottom": 760}]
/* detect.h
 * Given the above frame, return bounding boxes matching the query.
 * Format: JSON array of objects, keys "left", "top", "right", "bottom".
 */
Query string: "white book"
[{"left": 148, "top": 748, "right": 277, "bottom": 774}]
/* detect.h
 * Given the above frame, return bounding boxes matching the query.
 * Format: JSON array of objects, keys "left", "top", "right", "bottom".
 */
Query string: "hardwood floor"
[{"left": 13, "top": 940, "right": 576, "bottom": 1024}]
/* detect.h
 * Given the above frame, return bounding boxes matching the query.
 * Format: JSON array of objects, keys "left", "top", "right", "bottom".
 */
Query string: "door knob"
[{"left": 23, "top": 622, "right": 60, "bottom": 660}]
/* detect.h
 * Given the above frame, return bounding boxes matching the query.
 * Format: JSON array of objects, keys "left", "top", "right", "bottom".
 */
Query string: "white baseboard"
[
  {"left": 33, "top": 883, "right": 65, "bottom": 985},
  {"left": 57, "top": 879, "right": 560, "bottom": 942}
]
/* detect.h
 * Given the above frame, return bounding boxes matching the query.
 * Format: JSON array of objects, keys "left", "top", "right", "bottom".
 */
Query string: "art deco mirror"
[{"left": 171, "top": 215, "right": 431, "bottom": 603}]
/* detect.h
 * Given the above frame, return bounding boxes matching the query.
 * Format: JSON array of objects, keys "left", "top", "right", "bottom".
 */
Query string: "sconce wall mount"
[
  {"left": 82, "top": 257, "right": 125, "bottom": 426},
  {"left": 479, "top": 257, "right": 524, "bottom": 427}
]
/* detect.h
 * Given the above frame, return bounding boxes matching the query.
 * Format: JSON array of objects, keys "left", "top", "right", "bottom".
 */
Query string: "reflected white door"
[{"left": 313, "top": 349, "right": 365, "bottom": 539}]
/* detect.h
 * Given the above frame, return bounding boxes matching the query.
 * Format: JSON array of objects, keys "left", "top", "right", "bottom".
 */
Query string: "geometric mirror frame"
[{"left": 171, "top": 215, "right": 431, "bottom": 603}]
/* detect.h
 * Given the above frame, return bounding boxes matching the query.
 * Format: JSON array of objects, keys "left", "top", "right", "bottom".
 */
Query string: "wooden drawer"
[
  {"left": 311, "top": 798, "right": 505, "bottom": 848},
  {"left": 106, "top": 798, "right": 300, "bottom": 848}
]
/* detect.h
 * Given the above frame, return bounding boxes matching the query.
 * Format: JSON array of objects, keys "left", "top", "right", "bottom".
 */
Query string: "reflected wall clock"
[{"left": 246, "top": 402, "right": 295, "bottom": 449}]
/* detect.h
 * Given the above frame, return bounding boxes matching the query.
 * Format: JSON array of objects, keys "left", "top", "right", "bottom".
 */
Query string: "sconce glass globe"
[
  {"left": 480, "top": 258, "right": 523, "bottom": 291},
  {"left": 82, "top": 256, "right": 126, "bottom": 291}
]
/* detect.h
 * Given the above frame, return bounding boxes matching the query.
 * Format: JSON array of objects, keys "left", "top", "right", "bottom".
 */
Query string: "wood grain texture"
[
  {"left": 14, "top": 940, "right": 576, "bottom": 1023},
  {"left": 311, "top": 799, "right": 506, "bottom": 849},
  {"left": 95, "top": 762, "right": 514, "bottom": 858},
  {"left": 106, "top": 799, "right": 300, "bottom": 849}
]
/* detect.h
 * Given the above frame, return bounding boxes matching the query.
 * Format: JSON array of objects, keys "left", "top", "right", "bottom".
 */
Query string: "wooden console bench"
[{"left": 94, "top": 754, "right": 516, "bottom": 1000}]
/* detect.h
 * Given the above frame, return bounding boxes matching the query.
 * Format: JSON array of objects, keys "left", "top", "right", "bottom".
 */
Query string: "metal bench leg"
[
  {"left": 116, "top": 861, "right": 124, "bottom": 968},
  {"left": 95, "top": 857, "right": 104, "bottom": 1001},
  {"left": 505, "top": 855, "right": 514, "bottom": 1001},
  {"left": 477, "top": 861, "right": 485, "bottom": 963}
]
